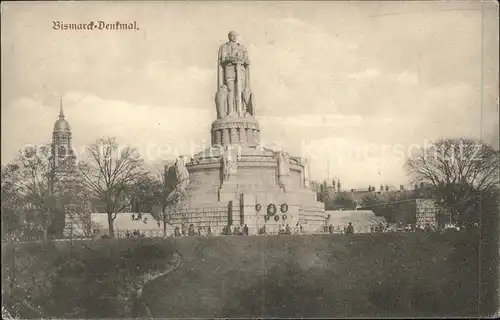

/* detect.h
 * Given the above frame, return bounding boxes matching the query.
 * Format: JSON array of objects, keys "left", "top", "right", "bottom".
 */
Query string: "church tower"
[
  {"left": 51, "top": 96, "right": 76, "bottom": 174},
  {"left": 51, "top": 97, "right": 87, "bottom": 238}
]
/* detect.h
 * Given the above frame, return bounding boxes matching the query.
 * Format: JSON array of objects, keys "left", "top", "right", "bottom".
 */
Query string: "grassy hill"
[
  {"left": 2, "top": 231, "right": 497, "bottom": 318},
  {"left": 2, "top": 239, "right": 177, "bottom": 318},
  {"left": 143, "top": 232, "right": 493, "bottom": 318}
]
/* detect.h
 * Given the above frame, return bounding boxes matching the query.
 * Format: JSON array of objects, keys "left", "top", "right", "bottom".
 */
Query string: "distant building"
[
  {"left": 322, "top": 182, "right": 449, "bottom": 227},
  {"left": 48, "top": 99, "right": 80, "bottom": 237},
  {"left": 45, "top": 98, "right": 93, "bottom": 238},
  {"left": 51, "top": 97, "right": 77, "bottom": 176},
  {"left": 331, "top": 183, "right": 433, "bottom": 204}
]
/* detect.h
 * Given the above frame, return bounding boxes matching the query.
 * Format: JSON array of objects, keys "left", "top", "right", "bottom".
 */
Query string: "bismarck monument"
[{"left": 170, "top": 31, "right": 326, "bottom": 235}]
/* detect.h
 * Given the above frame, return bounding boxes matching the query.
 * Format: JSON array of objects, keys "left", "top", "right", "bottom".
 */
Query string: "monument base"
[{"left": 170, "top": 145, "right": 326, "bottom": 235}]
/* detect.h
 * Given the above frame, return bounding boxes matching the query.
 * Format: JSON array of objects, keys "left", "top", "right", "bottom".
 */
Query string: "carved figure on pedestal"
[
  {"left": 242, "top": 87, "right": 255, "bottom": 117},
  {"left": 276, "top": 151, "right": 290, "bottom": 192},
  {"left": 216, "top": 31, "right": 256, "bottom": 118},
  {"left": 221, "top": 147, "right": 238, "bottom": 182},
  {"left": 302, "top": 158, "right": 310, "bottom": 188},
  {"left": 175, "top": 156, "right": 190, "bottom": 190}
]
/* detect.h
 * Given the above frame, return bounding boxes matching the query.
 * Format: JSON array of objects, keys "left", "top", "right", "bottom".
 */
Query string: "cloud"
[
  {"left": 393, "top": 71, "right": 419, "bottom": 85},
  {"left": 1, "top": 93, "right": 212, "bottom": 163},
  {"left": 259, "top": 114, "right": 363, "bottom": 128},
  {"left": 348, "top": 69, "right": 381, "bottom": 80}
]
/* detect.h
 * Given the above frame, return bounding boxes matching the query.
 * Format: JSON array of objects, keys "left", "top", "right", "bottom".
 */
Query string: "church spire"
[{"left": 59, "top": 95, "right": 65, "bottom": 119}]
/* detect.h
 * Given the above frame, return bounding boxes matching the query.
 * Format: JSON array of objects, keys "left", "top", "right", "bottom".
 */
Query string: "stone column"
[
  {"left": 254, "top": 129, "right": 260, "bottom": 144},
  {"left": 215, "top": 130, "right": 222, "bottom": 146},
  {"left": 230, "top": 127, "right": 238, "bottom": 145},
  {"left": 222, "top": 129, "right": 230, "bottom": 146},
  {"left": 246, "top": 128, "right": 254, "bottom": 146},
  {"left": 238, "top": 128, "right": 246, "bottom": 145}
]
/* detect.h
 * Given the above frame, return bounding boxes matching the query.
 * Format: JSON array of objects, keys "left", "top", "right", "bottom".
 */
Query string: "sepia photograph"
[{"left": 1, "top": 1, "right": 499, "bottom": 318}]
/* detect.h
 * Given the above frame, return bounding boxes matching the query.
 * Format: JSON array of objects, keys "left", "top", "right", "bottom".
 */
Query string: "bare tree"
[
  {"left": 63, "top": 183, "right": 98, "bottom": 239},
  {"left": 131, "top": 162, "right": 187, "bottom": 237},
  {"left": 310, "top": 180, "right": 330, "bottom": 203},
  {"left": 77, "top": 137, "right": 146, "bottom": 238},
  {"left": 6, "top": 145, "right": 63, "bottom": 241},
  {"left": 309, "top": 180, "right": 321, "bottom": 201},
  {"left": 1, "top": 164, "right": 24, "bottom": 239},
  {"left": 151, "top": 162, "right": 187, "bottom": 236},
  {"left": 405, "top": 138, "right": 499, "bottom": 227}
]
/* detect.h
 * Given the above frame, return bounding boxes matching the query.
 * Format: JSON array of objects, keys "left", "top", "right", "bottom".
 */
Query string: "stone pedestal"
[
  {"left": 169, "top": 145, "right": 326, "bottom": 235},
  {"left": 211, "top": 116, "right": 260, "bottom": 147}
]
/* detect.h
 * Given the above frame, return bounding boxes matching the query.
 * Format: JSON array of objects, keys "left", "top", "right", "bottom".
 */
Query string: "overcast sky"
[{"left": 1, "top": 1, "right": 498, "bottom": 189}]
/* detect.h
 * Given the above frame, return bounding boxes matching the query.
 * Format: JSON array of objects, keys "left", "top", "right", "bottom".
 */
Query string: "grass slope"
[
  {"left": 2, "top": 231, "right": 495, "bottom": 318},
  {"left": 143, "top": 232, "right": 486, "bottom": 318},
  {"left": 2, "top": 239, "right": 177, "bottom": 318}
]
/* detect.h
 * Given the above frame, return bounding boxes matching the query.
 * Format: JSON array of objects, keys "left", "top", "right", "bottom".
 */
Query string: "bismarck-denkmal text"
[{"left": 52, "top": 21, "right": 140, "bottom": 31}]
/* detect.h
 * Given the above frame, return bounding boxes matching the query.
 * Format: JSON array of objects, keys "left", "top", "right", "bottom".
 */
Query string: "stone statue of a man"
[{"left": 216, "top": 31, "right": 255, "bottom": 118}]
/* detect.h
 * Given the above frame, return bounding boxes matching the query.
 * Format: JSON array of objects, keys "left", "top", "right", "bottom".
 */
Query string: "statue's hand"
[
  {"left": 224, "top": 56, "right": 236, "bottom": 63},
  {"left": 232, "top": 56, "right": 247, "bottom": 65}
]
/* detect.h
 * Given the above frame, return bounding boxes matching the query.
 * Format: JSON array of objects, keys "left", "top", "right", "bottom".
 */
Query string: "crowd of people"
[
  {"left": 326, "top": 221, "right": 446, "bottom": 235},
  {"left": 174, "top": 224, "right": 214, "bottom": 237},
  {"left": 113, "top": 221, "right": 445, "bottom": 239},
  {"left": 324, "top": 221, "right": 435, "bottom": 234},
  {"left": 171, "top": 223, "right": 300, "bottom": 237},
  {"left": 124, "top": 229, "right": 146, "bottom": 238},
  {"left": 258, "top": 224, "right": 296, "bottom": 235},
  {"left": 221, "top": 224, "right": 250, "bottom": 236},
  {"left": 327, "top": 222, "right": 355, "bottom": 234}
]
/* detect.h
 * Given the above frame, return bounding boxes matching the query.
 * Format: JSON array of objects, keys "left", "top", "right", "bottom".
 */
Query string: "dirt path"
[{"left": 135, "top": 251, "right": 183, "bottom": 318}]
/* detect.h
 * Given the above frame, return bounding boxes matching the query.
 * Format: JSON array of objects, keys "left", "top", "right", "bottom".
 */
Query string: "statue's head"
[{"left": 228, "top": 31, "right": 239, "bottom": 43}]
